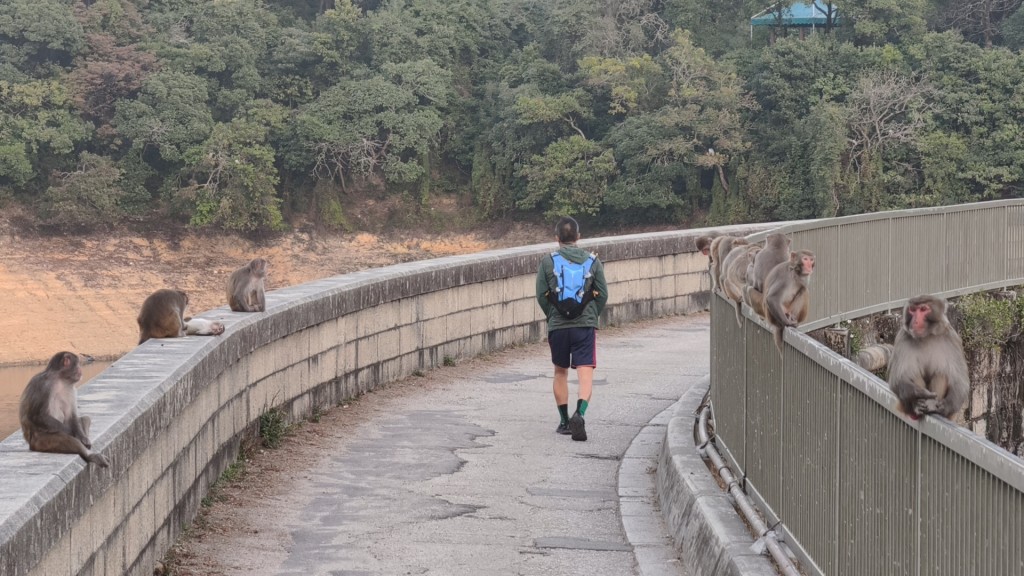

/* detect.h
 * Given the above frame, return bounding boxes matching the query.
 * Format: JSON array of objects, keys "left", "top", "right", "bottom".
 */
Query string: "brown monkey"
[
  {"left": 708, "top": 236, "right": 725, "bottom": 291},
  {"left": 710, "top": 236, "right": 749, "bottom": 292},
  {"left": 763, "top": 249, "right": 815, "bottom": 352},
  {"left": 744, "top": 233, "right": 792, "bottom": 316},
  {"left": 19, "top": 352, "right": 109, "bottom": 467},
  {"left": 722, "top": 244, "right": 762, "bottom": 325},
  {"left": 696, "top": 235, "right": 715, "bottom": 271},
  {"left": 887, "top": 295, "right": 969, "bottom": 419},
  {"left": 138, "top": 289, "right": 188, "bottom": 344},
  {"left": 227, "top": 258, "right": 268, "bottom": 312},
  {"left": 138, "top": 289, "right": 225, "bottom": 344}
]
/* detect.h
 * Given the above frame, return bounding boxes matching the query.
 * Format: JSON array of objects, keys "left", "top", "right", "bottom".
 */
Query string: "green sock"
[
  {"left": 558, "top": 404, "right": 569, "bottom": 425},
  {"left": 577, "top": 399, "right": 589, "bottom": 416}
]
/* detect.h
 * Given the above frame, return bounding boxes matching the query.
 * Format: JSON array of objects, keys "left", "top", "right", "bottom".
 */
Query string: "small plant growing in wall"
[
  {"left": 443, "top": 355, "right": 456, "bottom": 367},
  {"left": 259, "top": 407, "right": 289, "bottom": 449}
]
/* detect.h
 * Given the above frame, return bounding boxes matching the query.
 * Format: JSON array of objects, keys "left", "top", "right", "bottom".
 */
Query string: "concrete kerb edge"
[{"left": 656, "top": 376, "right": 776, "bottom": 576}]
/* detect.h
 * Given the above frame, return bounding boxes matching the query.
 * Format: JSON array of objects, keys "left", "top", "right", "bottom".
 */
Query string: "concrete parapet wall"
[
  {"left": 0, "top": 224, "right": 768, "bottom": 576},
  {"left": 657, "top": 378, "right": 776, "bottom": 575}
]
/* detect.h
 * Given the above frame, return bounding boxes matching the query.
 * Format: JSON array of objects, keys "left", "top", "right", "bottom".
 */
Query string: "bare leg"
[
  {"left": 553, "top": 366, "right": 569, "bottom": 405},
  {"left": 576, "top": 366, "right": 594, "bottom": 403}
]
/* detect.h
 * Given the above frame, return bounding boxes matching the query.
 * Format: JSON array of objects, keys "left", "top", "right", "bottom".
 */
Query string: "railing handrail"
[{"left": 711, "top": 199, "right": 1024, "bottom": 576}]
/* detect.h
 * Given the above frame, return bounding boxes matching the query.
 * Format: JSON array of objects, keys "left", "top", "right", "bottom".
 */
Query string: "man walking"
[{"left": 535, "top": 217, "right": 609, "bottom": 441}]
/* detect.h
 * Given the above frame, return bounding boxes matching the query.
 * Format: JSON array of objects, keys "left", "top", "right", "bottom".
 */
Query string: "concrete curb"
[
  {"left": 618, "top": 399, "right": 687, "bottom": 576},
  {"left": 656, "top": 376, "right": 776, "bottom": 576}
]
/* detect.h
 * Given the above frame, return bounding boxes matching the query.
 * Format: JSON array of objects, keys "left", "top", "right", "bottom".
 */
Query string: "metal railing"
[{"left": 710, "top": 200, "right": 1024, "bottom": 576}]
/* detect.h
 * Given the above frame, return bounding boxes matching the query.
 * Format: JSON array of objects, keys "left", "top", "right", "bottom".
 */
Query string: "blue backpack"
[{"left": 546, "top": 252, "right": 598, "bottom": 319}]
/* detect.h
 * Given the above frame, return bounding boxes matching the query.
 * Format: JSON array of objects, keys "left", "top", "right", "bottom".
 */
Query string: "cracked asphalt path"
[{"left": 173, "top": 314, "right": 710, "bottom": 576}]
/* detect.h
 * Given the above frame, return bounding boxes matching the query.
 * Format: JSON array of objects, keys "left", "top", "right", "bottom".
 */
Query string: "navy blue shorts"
[{"left": 548, "top": 327, "right": 597, "bottom": 369}]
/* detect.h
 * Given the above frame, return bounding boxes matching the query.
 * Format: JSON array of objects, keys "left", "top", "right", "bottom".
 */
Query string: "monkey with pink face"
[{"left": 887, "top": 295, "right": 969, "bottom": 420}]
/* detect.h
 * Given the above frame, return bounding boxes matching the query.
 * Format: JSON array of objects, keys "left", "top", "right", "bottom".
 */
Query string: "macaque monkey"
[
  {"left": 138, "top": 289, "right": 224, "bottom": 344},
  {"left": 696, "top": 235, "right": 714, "bottom": 261},
  {"left": 19, "top": 352, "right": 109, "bottom": 467},
  {"left": 184, "top": 317, "right": 226, "bottom": 336},
  {"left": 887, "top": 295, "right": 969, "bottom": 420},
  {"left": 721, "top": 244, "right": 762, "bottom": 325},
  {"left": 744, "top": 233, "right": 792, "bottom": 317},
  {"left": 764, "top": 250, "right": 815, "bottom": 352},
  {"left": 710, "top": 236, "right": 748, "bottom": 292},
  {"left": 228, "top": 258, "right": 268, "bottom": 312}
]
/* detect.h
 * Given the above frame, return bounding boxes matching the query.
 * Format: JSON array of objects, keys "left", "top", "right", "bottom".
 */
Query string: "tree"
[
  {"left": 68, "top": 34, "right": 158, "bottom": 138},
  {"left": 40, "top": 152, "right": 126, "bottom": 230},
  {"left": 0, "top": 79, "right": 90, "bottom": 187},
  {"left": 297, "top": 60, "right": 451, "bottom": 190},
  {"left": 643, "top": 30, "right": 755, "bottom": 196},
  {"left": 518, "top": 136, "right": 617, "bottom": 216},
  {"left": 176, "top": 101, "right": 287, "bottom": 232},
  {"left": 0, "top": 0, "right": 84, "bottom": 78},
  {"left": 937, "top": 0, "right": 1023, "bottom": 47},
  {"left": 841, "top": 71, "right": 933, "bottom": 211},
  {"left": 114, "top": 70, "right": 214, "bottom": 163},
  {"left": 839, "top": 0, "right": 927, "bottom": 46}
]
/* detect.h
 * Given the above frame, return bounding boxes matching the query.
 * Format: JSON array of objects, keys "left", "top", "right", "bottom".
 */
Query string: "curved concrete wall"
[{"left": 0, "top": 224, "right": 764, "bottom": 576}]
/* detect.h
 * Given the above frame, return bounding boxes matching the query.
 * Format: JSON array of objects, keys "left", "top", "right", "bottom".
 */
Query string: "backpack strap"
[{"left": 550, "top": 252, "right": 568, "bottom": 296}]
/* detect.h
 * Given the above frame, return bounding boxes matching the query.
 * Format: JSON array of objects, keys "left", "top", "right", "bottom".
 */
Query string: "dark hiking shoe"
[
  {"left": 568, "top": 412, "right": 587, "bottom": 441},
  {"left": 556, "top": 422, "right": 572, "bottom": 435}
]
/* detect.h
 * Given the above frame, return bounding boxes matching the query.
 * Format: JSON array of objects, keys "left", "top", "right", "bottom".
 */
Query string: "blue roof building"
[{"left": 750, "top": 1, "right": 841, "bottom": 41}]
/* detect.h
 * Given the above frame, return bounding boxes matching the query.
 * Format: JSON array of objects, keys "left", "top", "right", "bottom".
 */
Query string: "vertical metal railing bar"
[
  {"left": 887, "top": 216, "right": 893, "bottom": 304},
  {"left": 833, "top": 371, "right": 842, "bottom": 574},
  {"left": 917, "top": 426, "right": 925, "bottom": 573},
  {"left": 742, "top": 306, "right": 748, "bottom": 476},
  {"left": 779, "top": 340, "right": 786, "bottom": 527}
]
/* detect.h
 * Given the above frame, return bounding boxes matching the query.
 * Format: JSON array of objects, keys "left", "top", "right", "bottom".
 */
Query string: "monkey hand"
[
  {"left": 914, "top": 396, "right": 942, "bottom": 416},
  {"left": 911, "top": 390, "right": 939, "bottom": 417}
]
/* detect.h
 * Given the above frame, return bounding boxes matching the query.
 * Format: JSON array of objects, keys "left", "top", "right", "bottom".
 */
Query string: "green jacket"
[{"left": 535, "top": 245, "right": 609, "bottom": 332}]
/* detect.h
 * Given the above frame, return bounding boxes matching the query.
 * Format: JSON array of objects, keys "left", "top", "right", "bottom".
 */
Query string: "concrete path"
[{"left": 223, "top": 314, "right": 710, "bottom": 576}]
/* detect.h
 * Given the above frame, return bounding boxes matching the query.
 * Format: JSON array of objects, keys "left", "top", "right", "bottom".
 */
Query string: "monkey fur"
[
  {"left": 887, "top": 295, "right": 969, "bottom": 420},
  {"left": 710, "top": 236, "right": 748, "bottom": 293},
  {"left": 721, "top": 244, "right": 761, "bottom": 326},
  {"left": 227, "top": 258, "right": 268, "bottom": 312},
  {"left": 763, "top": 249, "right": 815, "bottom": 353},
  {"left": 138, "top": 289, "right": 189, "bottom": 344},
  {"left": 19, "top": 351, "right": 109, "bottom": 467},
  {"left": 138, "top": 289, "right": 225, "bottom": 344}
]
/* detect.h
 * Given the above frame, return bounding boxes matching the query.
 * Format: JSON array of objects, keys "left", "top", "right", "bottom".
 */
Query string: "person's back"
[{"left": 535, "top": 217, "right": 608, "bottom": 441}]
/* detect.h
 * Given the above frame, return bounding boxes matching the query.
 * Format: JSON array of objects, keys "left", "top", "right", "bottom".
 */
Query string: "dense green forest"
[{"left": 1, "top": 0, "right": 1022, "bottom": 232}]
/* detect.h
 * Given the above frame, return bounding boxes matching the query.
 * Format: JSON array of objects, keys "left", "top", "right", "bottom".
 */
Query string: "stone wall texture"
[{"left": 0, "top": 225, "right": 767, "bottom": 576}]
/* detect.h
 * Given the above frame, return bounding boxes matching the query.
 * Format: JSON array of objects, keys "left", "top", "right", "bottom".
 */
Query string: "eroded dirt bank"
[{"left": 0, "top": 225, "right": 544, "bottom": 366}]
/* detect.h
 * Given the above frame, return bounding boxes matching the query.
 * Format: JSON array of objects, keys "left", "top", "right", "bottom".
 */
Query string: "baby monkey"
[
  {"left": 227, "top": 258, "right": 268, "bottom": 312},
  {"left": 20, "top": 351, "right": 109, "bottom": 467}
]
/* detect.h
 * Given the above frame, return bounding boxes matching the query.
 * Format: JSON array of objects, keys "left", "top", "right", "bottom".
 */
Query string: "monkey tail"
[
  {"left": 734, "top": 300, "right": 743, "bottom": 327},
  {"left": 773, "top": 324, "right": 784, "bottom": 355}
]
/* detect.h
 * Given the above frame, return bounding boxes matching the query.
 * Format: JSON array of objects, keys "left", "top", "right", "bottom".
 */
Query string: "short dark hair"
[{"left": 555, "top": 217, "right": 579, "bottom": 244}]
